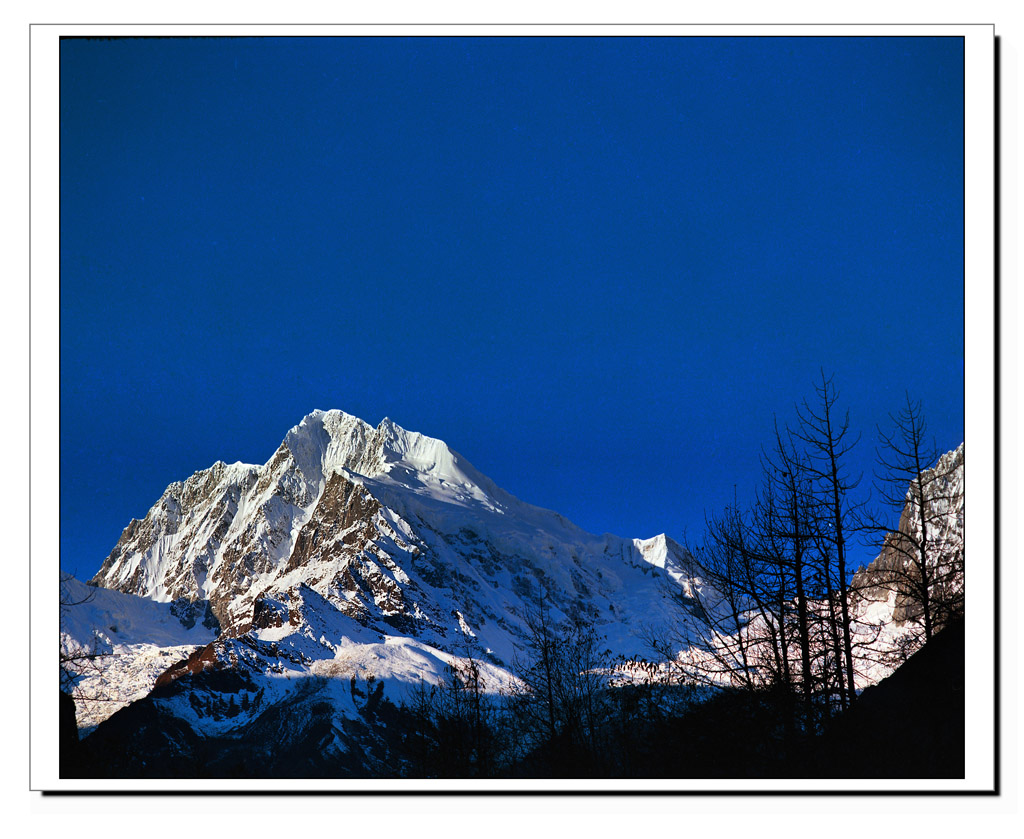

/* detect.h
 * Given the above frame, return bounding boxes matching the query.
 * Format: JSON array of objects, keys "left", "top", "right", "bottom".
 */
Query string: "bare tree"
[
  {"left": 59, "top": 573, "right": 119, "bottom": 776},
  {"left": 791, "top": 371, "right": 862, "bottom": 708},
  {"left": 402, "top": 642, "right": 501, "bottom": 777},
  {"left": 679, "top": 503, "right": 762, "bottom": 692},
  {"left": 671, "top": 422, "right": 828, "bottom": 733},
  {"left": 59, "top": 574, "right": 112, "bottom": 704},
  {"left": 500, "top": 594, "right": 609, "bottom": 773},
  {"left": 504, "top": 594, "right": 561, "bottom": 749},
  {"left": 764, "top": 423, "right": 820, "bottom": 729}
]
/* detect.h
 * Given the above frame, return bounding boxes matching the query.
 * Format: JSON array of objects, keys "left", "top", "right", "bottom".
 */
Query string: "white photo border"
[{"left": 30, "top": 21, "right": 997, "bottom": 794}]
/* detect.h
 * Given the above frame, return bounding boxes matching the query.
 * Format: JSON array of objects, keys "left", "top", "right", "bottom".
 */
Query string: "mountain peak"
[
  {"left": 275, "top": 409, "right": 505, "bottom": 513},
  {"left": 283, "top": 409, "right": 374, "bottom": 484},
  {"left": 633, "top": 532, "right": 698, "bottom": 584}
]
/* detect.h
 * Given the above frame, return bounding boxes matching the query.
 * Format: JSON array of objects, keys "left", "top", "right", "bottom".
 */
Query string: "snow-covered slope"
[
  {"left": 60, "top": 575, "right": 219, "bottom": 733},
  {"left": 73, "top": 409, "right": 702, "bottom": 737}
]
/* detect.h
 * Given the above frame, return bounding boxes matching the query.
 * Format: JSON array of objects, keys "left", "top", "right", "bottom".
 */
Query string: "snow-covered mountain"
[
  {"left": 71, "top": 409, "right": 701, "bottom": 741},
  {"left": 62, "top": 410, "right": 965, "bottom": 776}
]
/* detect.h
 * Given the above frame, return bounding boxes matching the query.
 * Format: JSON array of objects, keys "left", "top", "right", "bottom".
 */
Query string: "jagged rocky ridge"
[{"left": 91, "top": 410, "right": 699, "bottom": 650}]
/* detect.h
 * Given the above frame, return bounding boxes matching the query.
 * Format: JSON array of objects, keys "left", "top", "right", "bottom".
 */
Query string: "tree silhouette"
[{"left": 791, "top": 371, "right": 863, "bottom": 708}]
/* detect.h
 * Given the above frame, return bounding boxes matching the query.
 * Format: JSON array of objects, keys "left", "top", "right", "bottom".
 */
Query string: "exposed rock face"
[
  {"left": 93, "top": 459, "right": 261, "bottom": 612},
  {"left": 851, "top": 444, "right": 964, "bottom": 629},
  {"left": 851, "top": 446, "right": 962, "bottom": 602}
]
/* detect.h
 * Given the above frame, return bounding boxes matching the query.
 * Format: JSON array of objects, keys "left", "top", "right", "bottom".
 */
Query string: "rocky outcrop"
[
  {"left": 92, "top": 460, "right": 261, "bottom": 608},
  {"left": 851, "top": 444, "right": 964, "bottom": 630}
]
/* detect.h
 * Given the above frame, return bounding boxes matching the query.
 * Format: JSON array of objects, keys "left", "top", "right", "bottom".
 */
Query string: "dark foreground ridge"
[
  {"left": 60, "top": 618, "right": 965, "bottom": 779},
  {"left": 813, "top": 616, "right": 965, "bottom": 778}
]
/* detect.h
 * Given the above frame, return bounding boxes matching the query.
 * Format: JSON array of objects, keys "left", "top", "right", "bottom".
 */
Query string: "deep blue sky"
[{"left": 60, "top": 36, "right": 964, "bottom": 579}]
